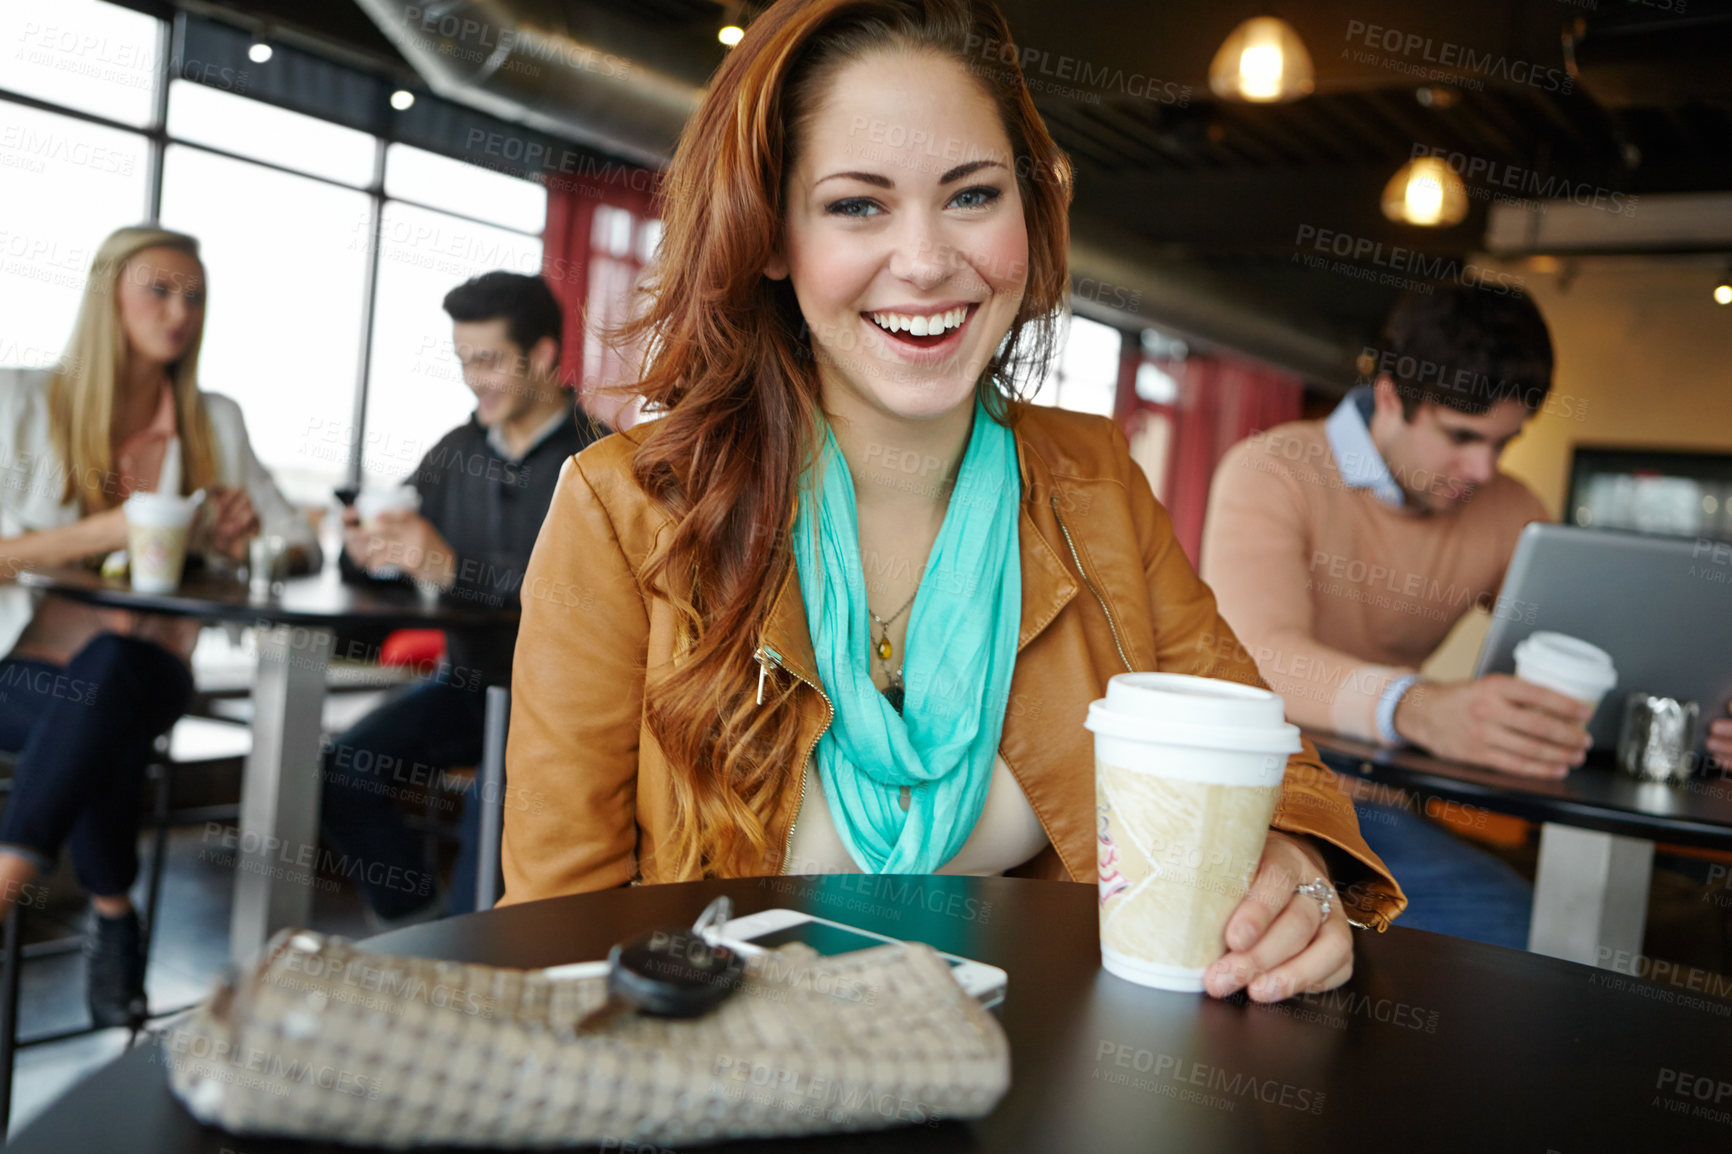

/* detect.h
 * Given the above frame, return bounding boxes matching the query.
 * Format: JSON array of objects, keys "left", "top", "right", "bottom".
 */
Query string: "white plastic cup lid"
[
  {"left": 355, "top": 487, "right": 420, "bottom": 518},
  {"left": 1514, "top": 631, "right": 1617, "bottom": 696},
  {"left": 124, "top": 490, "right": 196, "bottom": 527},
  {"left": 1084, "top": 672, "right": 1301, "bottom": 754}
]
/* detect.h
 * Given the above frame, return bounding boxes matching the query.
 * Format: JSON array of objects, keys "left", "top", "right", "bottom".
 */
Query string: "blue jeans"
[
  {"left": 318, "top": 675, "right": 496, "bottom": 920},
  {"left": 1353, "top": 800, "right": 1533, "bottom": 950},
  {"left": 0, "top": 634, "right": 193, "bottom": 897}
]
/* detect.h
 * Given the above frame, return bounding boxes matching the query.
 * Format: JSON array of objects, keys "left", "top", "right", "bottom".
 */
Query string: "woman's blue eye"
[
  {"left": 949, "top": 186, "right": 1001, "bottom": 210},
  {"left": 825, "top": 197, "right": 881, "bottom": 218}
]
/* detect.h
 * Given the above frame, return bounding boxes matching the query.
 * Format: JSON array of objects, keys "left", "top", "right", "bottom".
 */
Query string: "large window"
[
  {"left": 0, "top": 0, "right": 548, "bottom": 508},
  {"left": 361, "top": 202, "right": 544, "bottom": 488},
  {"left": 0, "top": 102, "right": 151, "bottom": 368},
  {"left": 0, "top": 0, "right": 161, "bottom": 127},
  {"left": 1031, "top": 313, "right": 1123, "bottom": 416},
  {"left": 166, "top": 81, "right": 375, "bottom": 186},
  {"left": 158, "top": 142, "right": 373, "bottom": 502}
]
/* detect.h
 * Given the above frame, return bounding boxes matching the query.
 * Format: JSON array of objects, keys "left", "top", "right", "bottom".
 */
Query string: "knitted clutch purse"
[{"left": 158, "top": 929, "right": 1010, "bottom": 1148}]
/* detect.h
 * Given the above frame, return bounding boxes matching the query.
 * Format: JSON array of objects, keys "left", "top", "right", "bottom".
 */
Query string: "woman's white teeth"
[{"left": 869, "top": 306, "right": 968, "bottom": 336}]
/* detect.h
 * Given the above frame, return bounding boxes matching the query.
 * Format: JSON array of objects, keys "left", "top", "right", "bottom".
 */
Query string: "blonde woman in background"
[{"left": 0, "top": 226, "right": 316, "bottom": 1028}]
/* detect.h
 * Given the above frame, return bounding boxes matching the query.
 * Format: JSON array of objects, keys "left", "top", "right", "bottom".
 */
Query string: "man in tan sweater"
[{"left": 1201, "top": 287, "right": 1592, "bottom": 948}]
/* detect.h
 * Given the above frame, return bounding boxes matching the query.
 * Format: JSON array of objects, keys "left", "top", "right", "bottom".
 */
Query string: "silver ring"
[{"left": 1295, "top": 877, "right": 1334, "bottom": 921}]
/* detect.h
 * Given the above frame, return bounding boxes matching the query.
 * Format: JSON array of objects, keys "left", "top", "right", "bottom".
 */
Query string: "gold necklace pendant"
[{"left": 877, "top": 635, "right": 893, "bottom": 661}]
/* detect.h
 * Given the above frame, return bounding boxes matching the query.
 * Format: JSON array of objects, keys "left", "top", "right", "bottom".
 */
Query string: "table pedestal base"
[
  {"left": 1528, "top": 823, "right": 1652, "bottom": 968},
  {"left": 229, "top": 624, "right": 331, "bottom": 964}
]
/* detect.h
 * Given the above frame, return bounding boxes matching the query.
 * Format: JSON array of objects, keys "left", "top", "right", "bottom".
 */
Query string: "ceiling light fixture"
[
  {"left": 248, "top": 24, "right": 274, "bottom": 64},
  {"left": 1209, "top": 17, "right": 1314, "bottom": 103},
  {"left": 390, "top": 90, "right": 416, "bottom": 111},
  {"left": 717, "top": 1, "right": 746, "bottom": 49},
  {"left": 1381, "top": 156, "right": 1469, "bottom": 227}
]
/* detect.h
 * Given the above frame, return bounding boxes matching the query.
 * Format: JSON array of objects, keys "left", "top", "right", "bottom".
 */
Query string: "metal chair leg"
[
  {"left": 132, "top": 756, "right": 173, "bottom": 1047},
  {"left": 1, "top": 903, "right": 23, "bottom": 1137},
  {"left": 475, "top": 686, "right": 509, "bottom": 911},
  {"left": 140, "top": 758, "right": 171, "bottom": 958}
]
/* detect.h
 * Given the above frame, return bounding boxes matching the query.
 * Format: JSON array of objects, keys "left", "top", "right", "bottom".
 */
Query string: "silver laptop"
[{"left": 1475, "top": 523, "right": 1732, "bottom": 752}]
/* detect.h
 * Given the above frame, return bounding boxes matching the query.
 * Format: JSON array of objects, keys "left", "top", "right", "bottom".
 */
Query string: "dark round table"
[
  {"left": 7, "top": 876, "right": 1731, "bottom": 1153},
  {"left": 16, "top": 565, "right": 517, "bottom": 963},
  {"left": 16, "top": 564, "right": 520, "bottom": 632},
  {"left": 1309, "top": 729, "right": 1732, "bottom": 971}
]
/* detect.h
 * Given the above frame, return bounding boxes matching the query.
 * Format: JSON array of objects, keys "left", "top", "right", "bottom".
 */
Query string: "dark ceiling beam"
[
  {"left": 1266, "top": 103, "right": 1361, "bottom": 165},
  {"left": 1073, "top": 165, "right": 1489, "bottom": 254},
  {"left": 1064, "top": 104, "right": 1181, "bottom": 173},
  {"left": 1209, "top": 108, "right": 1293, "bottom": 167},
  {"left": 1107, "top": 103, "right": 1213, "bottom": 170},
  {"left": 1037, "top": 104, "right": 1146, "bottom": 174},
  {"left": 1452, "top": 91, "right": 1524, "bottom": 162},
  {"left": 1312, "top": 94, "right": 1408, "bottom": 159},
  {"left": 1068, "top": 216, "right": 1367, "bottom": 385},
  {"left": 1366, "top": 89, "right": 1483, "bottom": 162},
  {"left": 1526, "top": 88, "right": 1594, "bottom": 152},
  {"left": 991, "top": 0, "right": 1586, "bottom": 101}
]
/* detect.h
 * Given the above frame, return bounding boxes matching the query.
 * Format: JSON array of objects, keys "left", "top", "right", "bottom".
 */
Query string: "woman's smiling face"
[{"left": 770, "top": 50, "right": 1029, "bottom": 424}]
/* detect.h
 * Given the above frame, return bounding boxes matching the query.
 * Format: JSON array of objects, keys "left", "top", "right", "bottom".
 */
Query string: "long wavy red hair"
[{"left": 613, "top": 0, "right": 1073, "bottom": 877}]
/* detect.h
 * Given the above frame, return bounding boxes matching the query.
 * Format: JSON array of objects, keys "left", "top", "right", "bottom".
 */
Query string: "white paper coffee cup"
[
  {"left": 124, "top": 491, "right": 196, "bottom": 594},
  {"left": 1086, "top": 672, "right": 1301, "bottom": 992},
  {"left": 1513, "top": 631, "right": 1617, "bottom": 714},
  {"left": 354, "top": 486, "right": 420, "bottom": 526}
]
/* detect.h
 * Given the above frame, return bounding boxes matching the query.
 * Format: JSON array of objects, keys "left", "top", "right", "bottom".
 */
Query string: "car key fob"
[{"left": 577, "top": 896, "right": 745, "bottom": 1030}]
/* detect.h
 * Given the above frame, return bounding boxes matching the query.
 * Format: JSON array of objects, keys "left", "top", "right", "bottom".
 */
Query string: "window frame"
[{"left": 0, "top": 1, "right": 549, "bottom": 491}]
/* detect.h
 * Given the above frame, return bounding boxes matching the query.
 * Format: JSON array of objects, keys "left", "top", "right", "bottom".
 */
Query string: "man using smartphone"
[{"left": 322, "top": 271, "right": 602, "bottom": 925}]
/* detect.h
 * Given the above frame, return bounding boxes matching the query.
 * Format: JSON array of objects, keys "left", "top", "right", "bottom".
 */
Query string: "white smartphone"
[
  {"left": 541, "top": 907, "right": 1006, "bottom": 1008},
  {"left": 718, "top": 908, "right": 1006, "bottom": 1007}
]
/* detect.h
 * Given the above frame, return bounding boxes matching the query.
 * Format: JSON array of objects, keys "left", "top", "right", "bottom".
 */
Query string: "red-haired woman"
[{"left": 505, "top": 0, "right": 1404, "bottom": 1003}]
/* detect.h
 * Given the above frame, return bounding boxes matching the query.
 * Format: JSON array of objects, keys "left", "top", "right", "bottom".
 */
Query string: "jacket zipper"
[
  {"left": 755, "top": 644, "right": 831, "bottom": 874},
  {"left": 1050, "top": 492, "right": 1134, "bottom": 674}
]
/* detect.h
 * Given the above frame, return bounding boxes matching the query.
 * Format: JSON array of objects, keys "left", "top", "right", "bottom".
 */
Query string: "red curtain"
[
  {"left": 541, "top": 167, "right": 661, "bottom": 426},
  {"left": 1121, "top": 354, "right": 1302, "bottom": 567}
]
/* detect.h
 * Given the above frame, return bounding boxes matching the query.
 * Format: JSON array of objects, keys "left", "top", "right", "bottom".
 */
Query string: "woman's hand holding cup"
[
  {"left": 1203, "top": 831, "right": 1353, "bottom": 1002},
  {"left": 195, "top": 486, "right": 260, "bottom": 562}
]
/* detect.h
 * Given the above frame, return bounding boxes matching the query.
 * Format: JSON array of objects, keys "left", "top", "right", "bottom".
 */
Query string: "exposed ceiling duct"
[
  {"left": 1485, "top": 192, "right": 1732, "bottom": 256},
  {"left": 348, "top": 0, "right": 1363, "bottom": 381},
  {"left": 350, "top": 0, "right": 710, "bottom": 168},
  {"left": 1563, "top": 7, "right": 1732, "bottom": 109}
]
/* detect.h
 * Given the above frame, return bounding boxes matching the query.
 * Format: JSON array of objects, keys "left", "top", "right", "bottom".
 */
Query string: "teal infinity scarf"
[{"left": 791, "top": 399, "right": 1022, "bottom": 874}]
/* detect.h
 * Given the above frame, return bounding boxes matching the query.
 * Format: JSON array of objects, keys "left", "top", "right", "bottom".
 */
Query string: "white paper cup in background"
[
  {"left": 354, "top": 485, "right": 420, "bottom": 528},
  {"left": 124, "top": 491, "right": 196, "bottom": 593},
  {"left": 1087, "top": 672, "right": 1300, "bottom": 992},
  {"left": 1513, "top": 631, "right": 1617, "bottom": 716}
]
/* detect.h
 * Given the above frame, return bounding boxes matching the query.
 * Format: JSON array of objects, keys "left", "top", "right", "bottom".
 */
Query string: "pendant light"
[
  {"left": 1209, "top": 17, "right": 1314, "bottom": 102},
  {"left": 1380, "top": 156, "right": 1469, "bottom": 227}
]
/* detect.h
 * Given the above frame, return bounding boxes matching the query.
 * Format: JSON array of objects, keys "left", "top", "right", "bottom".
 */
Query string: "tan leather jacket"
[{"left": 502, "top": 404, "right": 1406, "bottom": 929}]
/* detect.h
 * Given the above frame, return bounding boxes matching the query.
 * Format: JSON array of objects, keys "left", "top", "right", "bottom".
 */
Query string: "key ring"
[{"left": 691, "top": 895, "right": 733, "bottom": 947}]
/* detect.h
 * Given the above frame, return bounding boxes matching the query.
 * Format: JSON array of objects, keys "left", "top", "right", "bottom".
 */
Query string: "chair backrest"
[{"left": 474, "top": 685, "right": 509, "bottom": 911}]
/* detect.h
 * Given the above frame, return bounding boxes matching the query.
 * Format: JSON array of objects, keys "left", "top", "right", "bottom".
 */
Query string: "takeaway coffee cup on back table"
[
  {"left": 1087, "top": 672, "right": 1301, "bottom": 992},
  {"left": 353, "top": 486, "right": 421, "bottom": 579},
  {"left": 124, "top": 491, "right": 197, "bottom": 594},
  {"left": 354, "top": 485, "right": 420, "bottom": 527},
  {"left": 1512, "top": 631, "right": 1617, "bottom": 719}
]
